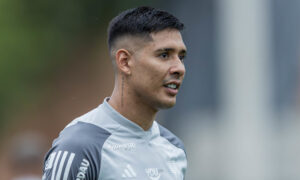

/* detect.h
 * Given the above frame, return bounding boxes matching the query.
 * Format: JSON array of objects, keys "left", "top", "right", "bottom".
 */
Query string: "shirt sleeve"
[{"left": 42, "top": 122, "right": 111, "bottom": 180}]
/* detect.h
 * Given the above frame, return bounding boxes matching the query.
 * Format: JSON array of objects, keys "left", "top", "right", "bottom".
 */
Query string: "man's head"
[
  {"left": 108, "top": 6, "right": 186, "bottom": 110},
  {"left": 107, "top": 6, "right": 184, "bottom": 54}
]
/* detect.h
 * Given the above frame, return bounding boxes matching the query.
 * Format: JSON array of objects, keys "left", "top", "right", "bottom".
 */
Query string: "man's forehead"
[
  {"left": 149, "top": 30, "right": 186, "bottom": 51},
  {"left": 112, "top": 29, "right": 186, "bottom": 53}
]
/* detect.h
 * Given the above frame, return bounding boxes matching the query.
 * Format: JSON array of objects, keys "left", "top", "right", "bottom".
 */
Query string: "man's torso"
[{"left": 43, "top": 99, "right": 187, "bottom": 180}]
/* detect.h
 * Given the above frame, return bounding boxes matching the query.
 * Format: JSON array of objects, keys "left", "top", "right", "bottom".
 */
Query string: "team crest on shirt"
[
  {"left": 167, "top": 160, "right": 183, "bottom": 179},
  {"left": 145, "top": 168, "right": 163, "bottom": 180}
]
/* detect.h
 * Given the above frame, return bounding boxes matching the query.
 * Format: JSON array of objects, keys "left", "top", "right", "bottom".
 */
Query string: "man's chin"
[{"left": 157, "top": 98, "right": 176, "bottom": 109}]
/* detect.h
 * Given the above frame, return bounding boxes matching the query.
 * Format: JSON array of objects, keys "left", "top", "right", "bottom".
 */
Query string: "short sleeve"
[{"left": 42, "top": 122, "right": 111, "bottom": 180}]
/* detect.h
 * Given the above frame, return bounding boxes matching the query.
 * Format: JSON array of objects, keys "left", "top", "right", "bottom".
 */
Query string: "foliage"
[{"left": 0, "top": 0, "right": 157, "bottom": 131}]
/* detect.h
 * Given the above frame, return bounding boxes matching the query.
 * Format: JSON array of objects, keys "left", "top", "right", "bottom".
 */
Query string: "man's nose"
[{"left": 169, "top": 60, "right": 185, "bottom": 78}]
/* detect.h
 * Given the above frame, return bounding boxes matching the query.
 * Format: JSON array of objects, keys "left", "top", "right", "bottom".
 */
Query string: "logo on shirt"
[
  {"left": 107, "top": 142, "right": 136, "bottom": 151},
  {"left": 44, "top": 151, "right": 76, "bottom": 179},
  {"left": 76, "top": 158, "right": 90, "bottom": 180},
  {"left": 145, "top": 168, "right": 163, "bottom": 180},
  {"left": 122, "top": 164, "right": 137, "bottom": 178},
  {"left": 167, "top": 161, "right": 183, "bottom": 179}
]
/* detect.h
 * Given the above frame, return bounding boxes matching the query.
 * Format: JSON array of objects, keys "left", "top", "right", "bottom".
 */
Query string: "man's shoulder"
[
  {"left": 53, "top": 121, "right": 111, "bottom": 150},
  {"left": 157, "top": 123, "right": 185, "bottom": 152},
  {"left": 43, "top": 122, "right": 111, "bottom": 180}
]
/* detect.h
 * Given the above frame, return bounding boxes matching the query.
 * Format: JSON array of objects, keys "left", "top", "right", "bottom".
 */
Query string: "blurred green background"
[
  {"left": 0, "top": 0, "right": 158, "bottom": 133},
  {"left": 0, "top": 2, "right": 160, "bottom": 178}
]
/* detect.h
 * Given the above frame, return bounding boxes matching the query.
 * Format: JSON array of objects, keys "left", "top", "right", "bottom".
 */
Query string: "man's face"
[{"left": 128, "top": 28, "right": 186, "bottom": 110}]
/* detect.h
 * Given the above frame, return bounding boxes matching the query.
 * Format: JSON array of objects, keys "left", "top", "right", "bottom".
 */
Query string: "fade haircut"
[{"left": 107, "top": 6, "right": 184, "bottom": 53}]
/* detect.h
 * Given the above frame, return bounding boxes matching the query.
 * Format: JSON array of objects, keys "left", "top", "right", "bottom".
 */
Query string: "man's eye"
[
  {"left": 159, "top": 52, "right": 169, "bottom": 59},
  {"left": 179, "top": 55, "right": 185, "bottom": 61}
]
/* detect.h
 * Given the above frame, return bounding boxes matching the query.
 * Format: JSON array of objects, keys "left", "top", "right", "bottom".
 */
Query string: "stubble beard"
[{"left": 138, "top": 90, "right": 177, "bottom": 111}]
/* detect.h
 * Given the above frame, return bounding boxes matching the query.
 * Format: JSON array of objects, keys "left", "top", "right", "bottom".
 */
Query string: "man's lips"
[
  {"left": 163, "top": 80, "right": 181, "bottom": 96},
  {"left": 164, "top": 86, "right": 178, "bottom": 96},
  {"left": 163, "top": 80, "right": 181, "bottom": 88}
]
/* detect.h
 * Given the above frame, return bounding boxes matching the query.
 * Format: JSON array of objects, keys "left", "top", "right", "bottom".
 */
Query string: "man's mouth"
[
  {"left": 163, "top": 81, "right": 181, "bottom": 96},
  {"left": 163, "top": 80, "right": 181, "bottom": 89},
  {"left": 164, "top": 83, "right": 178, "bottom": 90}
]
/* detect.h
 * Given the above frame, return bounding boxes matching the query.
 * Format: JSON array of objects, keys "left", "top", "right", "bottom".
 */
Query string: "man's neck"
[{"left": 108, "top": 90, "right": 157, "bottom": 131}]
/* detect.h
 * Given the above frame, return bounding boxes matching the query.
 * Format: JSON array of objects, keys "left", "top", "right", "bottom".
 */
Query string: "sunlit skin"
[{"left": 109, "top": 28, "right": 186, "bottom": 130}]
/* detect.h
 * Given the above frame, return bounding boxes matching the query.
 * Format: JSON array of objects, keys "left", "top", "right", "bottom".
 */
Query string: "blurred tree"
[{"left": 0, "top": 0, "right": 157, "bottom": 134}]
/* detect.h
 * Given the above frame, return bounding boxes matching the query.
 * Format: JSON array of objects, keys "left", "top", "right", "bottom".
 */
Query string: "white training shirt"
[{"left": 43, "top": 98, "right": 187, "bottom": 180}]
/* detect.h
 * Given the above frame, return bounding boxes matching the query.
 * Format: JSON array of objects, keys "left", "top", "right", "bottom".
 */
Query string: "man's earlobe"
[{"left": 115, "top": 49, "right": 131, "bottom": 75}]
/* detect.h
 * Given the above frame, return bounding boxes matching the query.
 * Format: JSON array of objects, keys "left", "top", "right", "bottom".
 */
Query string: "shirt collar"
[{"left": 101, "top": 97, "right": 158, "bottom": 137}]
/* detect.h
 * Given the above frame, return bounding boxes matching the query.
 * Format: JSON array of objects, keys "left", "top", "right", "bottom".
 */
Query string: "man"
[{"left": 43, "top": 6, "right": 187, "bottom": 180}]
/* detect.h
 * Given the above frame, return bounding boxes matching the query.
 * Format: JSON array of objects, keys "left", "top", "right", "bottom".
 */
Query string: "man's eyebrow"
[
  {"left": 155, "top": 48, "right": 187, "bottom": 54},
  {"left": 180, "top": 49, "right": 187, "bottom": 55}
]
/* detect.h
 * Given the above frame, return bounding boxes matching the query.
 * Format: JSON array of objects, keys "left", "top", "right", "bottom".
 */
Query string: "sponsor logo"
[
  {"left": 145, "top": 168, "right": 162, "bottom": 180},
  {"left": 107, "top": 143, "right": 136, "bottom": 151},
  {"left": 76, "top": 158, "right": 90, "bottom": 180},
  {"left": 122, "top": 164, "right": 137, "bottom": 178}
]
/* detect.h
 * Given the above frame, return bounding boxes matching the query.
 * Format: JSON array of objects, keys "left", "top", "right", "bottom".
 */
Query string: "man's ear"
[{"left": 115, "top": 49, "right": 132, "bottom": 75}]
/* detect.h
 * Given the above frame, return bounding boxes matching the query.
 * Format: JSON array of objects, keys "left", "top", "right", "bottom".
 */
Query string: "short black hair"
[{"left": 107, "top": 6, "right": 184, "bottom": 51}]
